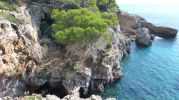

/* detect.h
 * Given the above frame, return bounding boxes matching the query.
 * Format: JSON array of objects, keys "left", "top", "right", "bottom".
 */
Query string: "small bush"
[
  {"left": 0, "top": 12, "right": 17, "bottom": 23},
  {"left": 60, "top": 0, "right": 96, "bottom": 8},
  {"left": 0, "top": 12, "right": 26, "bottom": 24},
  {"left": 37, "top": 67, "right": 51, "bottom": 80},
  {"left": 24, "top": 94, "right": 43, "bottom": 100},
  {"left": 0, "top": 1, "right": 18, "bottom": 11}
]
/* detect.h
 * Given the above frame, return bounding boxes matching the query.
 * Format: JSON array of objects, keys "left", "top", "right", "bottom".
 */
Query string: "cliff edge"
[{"left": 0, "top": 0, "right": 130, "bottom": 99}]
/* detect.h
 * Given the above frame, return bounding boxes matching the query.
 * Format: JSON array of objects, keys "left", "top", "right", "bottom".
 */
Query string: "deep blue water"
[{"left": 101, "top": 5, "right": 179, "bottom": 100}]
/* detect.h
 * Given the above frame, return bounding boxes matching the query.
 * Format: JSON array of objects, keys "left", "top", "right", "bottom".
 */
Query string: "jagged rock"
[
  {"left": 118, "top": 11, "right": 178, "bottom": 39},
  {"left": 90, "top": 95, "right": 102, "bottom": 100},
  {"left": 136, "top": 28, "right": 152, "bottom": 46},
  {"left": 0, "top": 6, "right": 42, "bottom": 96},
  {"left": 154, "top": 26, "right": 178, "bottom": 38},
  {"left": 96, "top": 84, "right": 104, "bottom": 93},
  {"left": 0, "top": 1, "right": 130, "bottom": 99},
  {"left": 105, "top": 98, "right": 116, "bottom": 100},
  {"left": 140, "top": 22, "right": 178, "bottom": 38},
  {"left": 0, "top": 79, "right": 26, "bottom": 97},
  {"left": 46, "top": 95, "right": 61, "bottom": 100},
  {"left": 46, "top": 94, "right": 104, "bottom": 100},
  {"left": 25, "top": 26, "right": 130, "bottom": 97}
]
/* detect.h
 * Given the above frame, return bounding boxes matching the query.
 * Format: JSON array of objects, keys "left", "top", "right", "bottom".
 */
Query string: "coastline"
[{"left": 0, "top": 1, "right": 178, "bottom": 100}]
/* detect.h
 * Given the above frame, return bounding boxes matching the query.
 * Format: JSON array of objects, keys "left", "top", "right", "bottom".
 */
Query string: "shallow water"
[{"left": 101, "top": 5, "right": 179, "bottom": 100}]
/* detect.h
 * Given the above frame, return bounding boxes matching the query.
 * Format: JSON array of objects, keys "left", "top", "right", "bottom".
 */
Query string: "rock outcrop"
[
  {"left": 0, "top": 16, "right": 42, "bottom": 97},
  {"left": 0, "top": 94, "right": 116, "bottom": 100},
  {"left": 22, "top": 26, "right": 130, "bottom": 97},
  {"left": 0, "top": 1, "right": 131, "bottom": 100},
  {"left": 0, "top": 17, "right": 128, "bottom": 99},
  {"left": 1, "top": 0, "right": 178, "bottom": 99},
  {"left": 118, "top": 12, "right": 178, "bottom": 41},
  {"left": 0, "top": 3, "right": 42, "bottom": 97},
  {"left": 136, "top": 28, "right": 152, "bottom": 46},
  {"left": 154, "top": 26, "right": 178, "bottom": 38}
]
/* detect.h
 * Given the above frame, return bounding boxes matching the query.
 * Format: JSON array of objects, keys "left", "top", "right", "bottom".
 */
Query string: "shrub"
[
  {"left": 96, "top": 0, "right": 119, "bottom": 12},
  {"left": 51, "top": 8, "right": 118, "bottom": 45},
  {"left": 59, "top": 0, "right": 96, "bottom": 8},
  {"left": 0, "top": 1, "right": 18, "bottom": 11},
  {"left": 101, "top": 12, "right": 118, "bottom": 26},
  {"left": 0, "top": 12, "right": 26, "bottom": 24},
  {"left": 0, "top": 12, "right": 17, "bottom": 23},
  {"left": 37, "top": 67, "right": 51, "bottom": 80}
]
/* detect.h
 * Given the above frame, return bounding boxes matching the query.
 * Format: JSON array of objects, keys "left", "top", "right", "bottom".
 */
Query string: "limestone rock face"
[
  {"left": 0, "top": 1, "right": 130, "bottom": 99},
  {"left": 24, "top": 26, "right": 130, "bottom": 97},
  {"left": 0, "top": 7, "right": 42, "bottom": 97},
  {"left": 136, "top": 28, "right": 152, "bottom": 46}
]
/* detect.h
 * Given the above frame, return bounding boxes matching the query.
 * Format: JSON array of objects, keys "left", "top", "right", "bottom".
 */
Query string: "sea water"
[{"left": 101, "top": 5, "right": 179, "bottom": 100}]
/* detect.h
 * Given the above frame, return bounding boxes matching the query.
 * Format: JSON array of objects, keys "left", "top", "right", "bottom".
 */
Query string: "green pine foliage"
[
  {"left": 101, "top": 12, "right": 118, "bottom": 26},
  {"left": 97, "top": 0, "right": 119, "bottom": 12},
  {"left": 51, "top": 8, "right": 118, "bottom": 45},
  {"left": 51, "top": 0, "right": 119, "bottom": 45},
  {"left": 59, "top": 0, "right": 96, "bottom": 8}
]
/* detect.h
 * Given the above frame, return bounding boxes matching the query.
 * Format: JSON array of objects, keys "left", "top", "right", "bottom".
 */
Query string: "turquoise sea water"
[{"left": 101, "top": 5, "right": 179, "bottom": 100}]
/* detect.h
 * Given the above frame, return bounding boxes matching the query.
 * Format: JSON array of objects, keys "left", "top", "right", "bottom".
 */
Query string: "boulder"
[{"left": 136, "top": 28, "right": 152, "bottom": 46}]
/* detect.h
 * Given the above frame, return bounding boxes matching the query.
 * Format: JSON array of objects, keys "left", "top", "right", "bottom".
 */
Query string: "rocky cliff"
[
  {"left": 0, "top": 4, "right": 42, "bottom": 97},
  {"left": 0, "top": 1, "right": 130, "bottom": 99},
  {"left": 0, "top": 0, "right": 178, "bottom": 100}
]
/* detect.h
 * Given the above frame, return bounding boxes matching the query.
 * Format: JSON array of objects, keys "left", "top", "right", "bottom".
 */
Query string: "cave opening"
[
  {"left": 39, "top": 13, "right": 54, "bottom": 39},
  {"left": 33, "top": 82, "right": 68, "bottom": 99},
  {"left": 79, "top": 87, "right": 92, "bottom": 99},
  {"left": 39, "top": 12, "right": 67, "bottom": 49},
  {"left": 79, "top": 87, "right": 85, "bottom": 98}
]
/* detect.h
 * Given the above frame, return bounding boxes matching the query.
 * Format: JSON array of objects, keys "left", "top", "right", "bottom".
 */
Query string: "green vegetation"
[
  {"left": 97, "top": 0, "right": 119, "bottom": 12},
  {"left": 101, "top": 12, "right": 118, "bottom": 26},
  {"left": 51, "top": 8, "right": 118, "bottom": 45},
  {"left": 19, "top": 55, "right": 27, "bottom": 64},
  {"left": 0, "top": 12, "right": 17, "bottom": 23},
  {"left": 41, "top": 41, "right": 48, "bottom": 48},
  {"left": 0, "top": 12, "right": 26, "bottom": 24},
  {"left": 63, "top": 64, "right": 79, "bottom": 80},
  {"left": 37, "top": 67, "right": 51, "bottom": 80},
  {"left": 24, "top": 94, "right": 43, "bottom": 100},
  {"left": 59, "top": 0, "right": 97, "bottom": 9},
  {"left": 0, "top": 1, "right": 18, "bottom": 11},
  {"left": 48, "top": 0, "right": 119, "bottom": 46}
]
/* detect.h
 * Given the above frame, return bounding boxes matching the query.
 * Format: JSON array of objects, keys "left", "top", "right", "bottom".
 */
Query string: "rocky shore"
[
  {"left": 0, "top": 1, "right": 178, "bottom": 100},
  {"left": 118, "top": 12, "right": 178, "bottom": 46}
]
